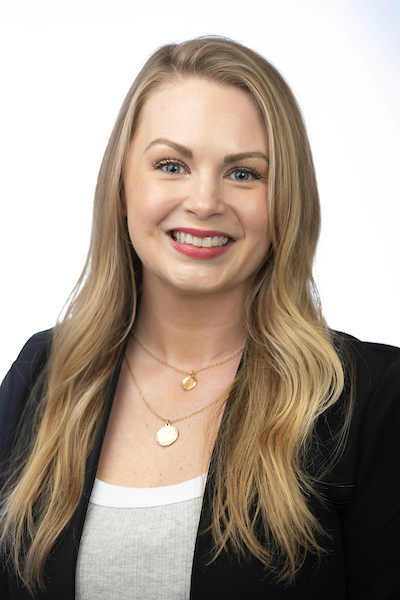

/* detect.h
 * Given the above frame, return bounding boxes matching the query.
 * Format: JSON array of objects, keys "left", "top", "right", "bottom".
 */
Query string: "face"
[{"left": 123, "top": 77, "right": 271, "bottom": 298}]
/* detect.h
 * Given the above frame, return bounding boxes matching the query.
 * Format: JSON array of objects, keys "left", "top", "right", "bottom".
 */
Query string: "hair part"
[{"left": 0, "top": 36, "right": 351, "bottom": 593}]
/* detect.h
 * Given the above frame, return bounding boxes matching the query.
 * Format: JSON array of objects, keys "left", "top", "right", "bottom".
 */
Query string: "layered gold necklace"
[
  {"left": 125, "top": 356, "right": 226, "bottom": 446},
  {"left": 132, "top": 332, "right": 244, "bottom": 391},
  {"left": 126, "top": 334, "right": 244, "bottom": 446}
]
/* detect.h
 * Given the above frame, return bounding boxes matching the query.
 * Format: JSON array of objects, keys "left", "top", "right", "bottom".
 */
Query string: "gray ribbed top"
[{"left": 75, "top": 475, "right": 205, "bottom": 600}]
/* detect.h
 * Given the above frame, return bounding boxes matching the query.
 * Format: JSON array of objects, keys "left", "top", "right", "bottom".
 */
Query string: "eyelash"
[
  {"left": 152, "top": 157, "right": 189, "bottom": 172},
  {"left": 152, "top": 157, "right": 264, "bottom": 181},
  {"left": 226, "top": 165, "right": 264, "bottom": 181}
]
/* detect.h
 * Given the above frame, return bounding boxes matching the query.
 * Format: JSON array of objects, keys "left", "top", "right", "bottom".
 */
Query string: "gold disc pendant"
[
  {"left": 156, "top": 422, "right": 179, "bottom": 446},
  {"left": 182, "top": 372, "right": 197, "bottom": 391}
]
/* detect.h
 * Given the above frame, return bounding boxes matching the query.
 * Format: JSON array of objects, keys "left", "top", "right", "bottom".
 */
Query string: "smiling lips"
[
  {"left": 169, "top": 228, "right": 233, "bottom": 259},
  {"left": 172, "top": 230, "right": 229, "bottom": 248}
]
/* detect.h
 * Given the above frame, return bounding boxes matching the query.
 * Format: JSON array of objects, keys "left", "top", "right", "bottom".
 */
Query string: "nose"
[{"left": 182, "top": 173, "right": 225, "bottom": 220}]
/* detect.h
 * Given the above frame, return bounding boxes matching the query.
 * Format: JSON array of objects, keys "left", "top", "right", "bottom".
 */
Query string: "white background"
[{"left": 1, "top": 0, "right": 399, "bottom": 378}]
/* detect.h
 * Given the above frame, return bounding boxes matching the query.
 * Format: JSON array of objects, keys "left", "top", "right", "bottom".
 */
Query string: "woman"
[{"left": 0, "top": 37, "right": 399, "bottom": 599}]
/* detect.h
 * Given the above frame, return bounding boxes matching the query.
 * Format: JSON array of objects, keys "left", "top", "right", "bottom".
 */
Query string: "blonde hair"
[{"left": 0, "top": 37, "right": 350, "bottom": 592}]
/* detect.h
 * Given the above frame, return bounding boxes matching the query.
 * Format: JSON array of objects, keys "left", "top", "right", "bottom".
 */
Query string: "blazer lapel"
[{"left": 34, "top": 334, "right": 129, "bottom": 599}]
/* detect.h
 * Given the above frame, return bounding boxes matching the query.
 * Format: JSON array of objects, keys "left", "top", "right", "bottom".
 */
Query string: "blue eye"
[
  {"left": 153, "top": 157, "right": 189, "bottom": 175},
  {"left": 234, "top": 170, "right": 251, "bottom": 181},
  {"left": 227, "top": 167, "right": 263, "bottom": 182},
  {"left": 163, "top": 163, "right": 182, "bottom": 174}
]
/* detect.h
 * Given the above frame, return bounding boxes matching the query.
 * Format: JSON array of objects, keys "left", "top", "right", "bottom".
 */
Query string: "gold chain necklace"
[
  {"left": 125, "top": 356, "right": 224, "bottom": 446},
  {"left": 132, "top": 332, "right": 244, "bottom": 391}
]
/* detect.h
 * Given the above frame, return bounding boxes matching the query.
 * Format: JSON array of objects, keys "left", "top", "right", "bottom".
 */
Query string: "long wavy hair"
[{"left": 0, "top": 36, "right": 349, "bottom": 593}]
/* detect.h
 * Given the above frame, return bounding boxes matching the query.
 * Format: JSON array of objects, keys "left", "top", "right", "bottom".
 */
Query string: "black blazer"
[{"left": 1, "top": 330, "right": 400, "bottom": 599}]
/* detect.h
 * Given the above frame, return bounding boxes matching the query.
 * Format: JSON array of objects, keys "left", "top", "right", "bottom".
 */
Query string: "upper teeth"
[{"left": 172, "top": 231, "right": 229, "bottom": 247}]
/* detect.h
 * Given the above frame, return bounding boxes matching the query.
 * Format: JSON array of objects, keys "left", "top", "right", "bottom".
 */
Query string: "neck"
[{"left": 133, "top": 281, "right": 248, "bottom": 369}]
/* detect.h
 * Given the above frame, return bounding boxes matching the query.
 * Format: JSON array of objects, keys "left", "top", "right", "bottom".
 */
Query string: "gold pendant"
[
  {"left": 182, "top": 372, "right": 197, "bottom": 391},
  {"left": 156, "top": 423, "right": 179, "bottom": 446}
]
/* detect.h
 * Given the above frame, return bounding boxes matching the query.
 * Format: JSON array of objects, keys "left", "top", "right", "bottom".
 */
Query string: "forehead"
[{"left": 133, "top": 77, "right": 268, "bottom": 152}]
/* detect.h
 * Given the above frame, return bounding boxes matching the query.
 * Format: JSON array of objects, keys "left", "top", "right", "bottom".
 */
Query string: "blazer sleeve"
[
  {"left": 0, "top": 330, "right": 52, "bottom": 467},
  {"left": 0, "top": 330, "right": 52, "bottom": 600},
  {"left": 339, "top": 339, "right": 400, "bottom": 598}
]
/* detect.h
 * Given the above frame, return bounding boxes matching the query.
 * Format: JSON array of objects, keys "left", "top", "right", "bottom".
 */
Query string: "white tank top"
[{"left": 75, "top": 475, "right": 206, "bottom": 600}]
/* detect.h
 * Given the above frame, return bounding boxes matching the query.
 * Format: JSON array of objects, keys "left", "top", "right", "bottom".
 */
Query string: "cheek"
[
  {"left": 244, "top": 205, "right": 271, "bottom": 264},
  {"left": 125, "top": 180, "right": 175, "bottom": 223},
  {"left": 126, "top": 225, "right": 153, "bottom": 271},
  {"left": 243, "top": 200, "right": 269, "bottom": 240},
  {"left": 124, "top": 184, "right": 171, "bottom": 255}
]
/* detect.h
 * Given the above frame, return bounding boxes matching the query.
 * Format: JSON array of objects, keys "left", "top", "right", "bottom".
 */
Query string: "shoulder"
[
  {"left": 328, "top": 334, "right": 400, "bottom": 595},
  {"left": 343, "top": 331, "right": 400, "bottom": 447},
  {"left": 334, "top": 330, "right": 400, "bottom": 373},
  {"left": 7, "top": 329, "right": 53, "bottom": 374},
  {"left": 334, "top": 330, "right": 400, "bottom": 426},
  {"left": 0, "top": 329, "right": 53, "bottom": 466},
  {"left": 334, "top": 331, "right": 400, "bottom": 409},
  {"left": 0, "top": 329, "right": 53, "bottom": 405},
  {"left": 322, "top": 332, "right": 400, "bottom": 495},
  {"left": 314, "top": 332, "right": 400, "bottom": 490}
]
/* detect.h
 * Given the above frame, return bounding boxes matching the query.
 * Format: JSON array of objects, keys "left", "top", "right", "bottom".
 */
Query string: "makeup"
[{"left": 168, "top": 228, "right": 233, "bottom": 259}]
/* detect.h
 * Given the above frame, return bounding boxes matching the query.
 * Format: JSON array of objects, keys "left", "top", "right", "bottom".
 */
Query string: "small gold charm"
[
  {"left": 182, "top": 372, "right": 197, "bottom": 391},
  {"left": 156, "top": 423, "right": 179, "bottom": 446}
]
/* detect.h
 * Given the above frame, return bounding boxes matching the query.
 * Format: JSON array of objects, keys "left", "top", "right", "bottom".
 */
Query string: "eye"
[
  {"left": 226, "top": 167, "right": 263, "bottom": 182},
  {"left": 152, "top": 157, "right": 190, "bottom": 175},
  {"left": 164, "top": 164, "right": 181, "bottom": 174}
]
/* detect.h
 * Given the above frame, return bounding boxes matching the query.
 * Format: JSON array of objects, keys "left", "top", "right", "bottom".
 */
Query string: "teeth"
[{"left": 172, "top": 231, "right": 229, "bottom": 247}]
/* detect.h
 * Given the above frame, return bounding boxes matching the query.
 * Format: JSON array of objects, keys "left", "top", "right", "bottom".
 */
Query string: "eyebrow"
[
  {"left": 145, "top": 138, "right": 269, "bottom": 163},
  {"left": 145, "top": 138, "right": 193, "bottom": 158},
  {"left": 224, "top": 151, "right": 269, "bottom": 164}
]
